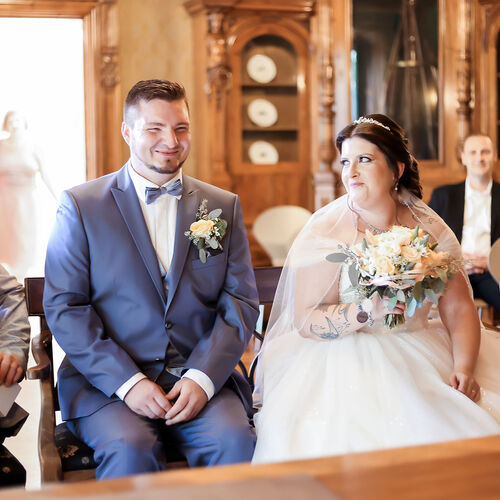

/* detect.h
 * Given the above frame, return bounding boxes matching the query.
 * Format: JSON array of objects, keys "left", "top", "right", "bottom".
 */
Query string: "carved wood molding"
[
  {"left": 205, "top": 10, "right": 232, "bottom": 109},
  {"left": 184, "top": 0, "right": 315, "bottom": 17},
  {"left": 315, "top": 0, "right": 335, "bottom": 208},
  {"left": 0, "top": 0, "right": 121, "bottom": 180},
  {"left": 456, "top": 0, "right": 473, "bottom": 156}
]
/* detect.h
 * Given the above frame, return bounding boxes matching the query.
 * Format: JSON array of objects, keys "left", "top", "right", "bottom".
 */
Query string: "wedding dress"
[{"left": 252, "top": 190, "right": 500, "bottom": 464}]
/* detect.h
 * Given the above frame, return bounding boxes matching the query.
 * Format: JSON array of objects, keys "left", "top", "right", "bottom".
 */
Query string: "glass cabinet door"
[{"left": 351, "top": 0, "right": 439, "bottom": 160}]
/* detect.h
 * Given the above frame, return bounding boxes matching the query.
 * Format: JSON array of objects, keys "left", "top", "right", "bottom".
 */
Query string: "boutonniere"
[{"left": 184, "top": 199, "right": 228, "bottom": 263}]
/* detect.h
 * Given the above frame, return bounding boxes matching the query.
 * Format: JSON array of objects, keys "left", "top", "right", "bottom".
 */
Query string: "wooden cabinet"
[{"left": 185, "top": 1, "right": 316, "bottom": 266}]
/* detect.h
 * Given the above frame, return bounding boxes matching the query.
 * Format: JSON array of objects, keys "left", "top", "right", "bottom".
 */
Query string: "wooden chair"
[{"left": 25, "top": 267, "right": 282, "bottom": 484}]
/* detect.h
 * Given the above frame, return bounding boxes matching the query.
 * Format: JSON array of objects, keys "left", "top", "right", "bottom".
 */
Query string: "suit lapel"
[
  {"left": 111, "top": 165, "right": 166, "bottom": 305},
  {"left": 165, "top": 175, "right": 200, "bottom": 311},
  {"left": 491, "top": 182, "right": 500, "bottom": 244},
  {"left": 453, "top": 182, "right": 466, "bottom": 243}
]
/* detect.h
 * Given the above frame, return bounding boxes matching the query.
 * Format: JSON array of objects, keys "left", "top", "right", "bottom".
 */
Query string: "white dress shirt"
[
  {"left": 461, "top": 179, "right": 492, "bottom": 257},
  {"left": 115, "top": 163, "right": 215, "bottom": 401}
]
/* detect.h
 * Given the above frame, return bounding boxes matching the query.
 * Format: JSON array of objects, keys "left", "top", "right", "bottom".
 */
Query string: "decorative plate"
[
  {"left": 248, "top": 141, "right": 279, "bottom": 164},
  {"left": 246, "top": 54, "right": 277, "bottom": 84},
  {"left": 247, "top": 98, "right": 278, "bottom": 127}
]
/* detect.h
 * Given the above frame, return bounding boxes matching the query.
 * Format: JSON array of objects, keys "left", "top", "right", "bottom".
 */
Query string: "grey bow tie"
[{"left": 145, "top": 179, "right": 183, "bottom": 204}]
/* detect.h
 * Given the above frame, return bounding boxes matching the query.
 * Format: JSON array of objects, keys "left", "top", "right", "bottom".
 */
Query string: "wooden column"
[
  {"left": 314, "top": 0, "right": 336, "bottom": 208},
  {"left": 456, "top": 0, "right": 473, "bottom": 157},
  {"left": 205, "top": 9, "right": 232, "bottom": 190}
]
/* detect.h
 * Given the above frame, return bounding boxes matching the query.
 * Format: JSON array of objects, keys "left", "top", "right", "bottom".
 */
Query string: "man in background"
[
  {"left": 0, "top": 264, "right": 30, "bottom": 487},
  {"left": 429, "top": 134, "right": 500, "bottom": 315}
]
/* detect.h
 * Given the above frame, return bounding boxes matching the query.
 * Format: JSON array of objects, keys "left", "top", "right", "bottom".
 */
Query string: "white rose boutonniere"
[{"left": 184, "top": 199, "right": 228, "bottom": 263}]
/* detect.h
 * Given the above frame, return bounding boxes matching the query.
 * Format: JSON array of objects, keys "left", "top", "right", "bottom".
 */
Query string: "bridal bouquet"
[{"left": 327, "top": 225, "right": 461, "bottom": 328}]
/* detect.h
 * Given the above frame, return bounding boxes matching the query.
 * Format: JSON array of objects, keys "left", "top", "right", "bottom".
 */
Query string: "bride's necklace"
[
  {"left": 355, "top": 210, "right": 401, "bottom": 235},
  {"left": 347, "top": 196, "right": 401, "bottom": 234}
]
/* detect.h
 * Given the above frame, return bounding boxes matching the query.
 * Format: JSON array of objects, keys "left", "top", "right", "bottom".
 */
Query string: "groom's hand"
[
  {"left": 164, "top": 378, "right": 208, "bottom": 425},
  {"left": 124, "top": 379, "right": 172, "bottom": 419}
]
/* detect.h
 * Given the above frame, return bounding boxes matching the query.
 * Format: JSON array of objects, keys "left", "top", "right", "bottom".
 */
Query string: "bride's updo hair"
[{"left": 336, "top": 113, "right": 423, "bottom": 199}]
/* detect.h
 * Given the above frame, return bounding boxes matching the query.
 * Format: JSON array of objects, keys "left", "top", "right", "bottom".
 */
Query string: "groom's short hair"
[{"left": 123, "top": 79, "right": 189, "bottom": 123}]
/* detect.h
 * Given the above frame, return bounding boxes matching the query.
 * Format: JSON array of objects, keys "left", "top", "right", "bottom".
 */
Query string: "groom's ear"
[{"left": 121, "top": 121, "right": 131, "bottom": 146}]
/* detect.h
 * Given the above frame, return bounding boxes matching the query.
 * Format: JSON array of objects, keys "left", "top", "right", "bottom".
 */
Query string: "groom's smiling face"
[{"left": 121, "top": 98, "right": 191, "bottom": 185}]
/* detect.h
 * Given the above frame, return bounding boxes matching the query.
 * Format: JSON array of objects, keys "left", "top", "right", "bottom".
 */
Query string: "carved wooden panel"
[{"left": 0, "top": 0, "right": 121, "bottom": 180}]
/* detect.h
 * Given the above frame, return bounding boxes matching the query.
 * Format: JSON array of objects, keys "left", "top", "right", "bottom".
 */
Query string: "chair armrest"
[
  {"left": 28, "top": 324, "right": 63, "bottom": 482},
  {"left": 27, "top": 332, "right": 52, "bottom": 381}
]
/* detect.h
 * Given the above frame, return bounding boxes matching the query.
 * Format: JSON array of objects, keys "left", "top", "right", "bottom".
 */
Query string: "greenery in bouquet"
[
  {"left": 326, "top": 225, "right": 462, "bottom": 328},
  {"left": 184, "top": 199, "right": 227, "bottom": 263}
]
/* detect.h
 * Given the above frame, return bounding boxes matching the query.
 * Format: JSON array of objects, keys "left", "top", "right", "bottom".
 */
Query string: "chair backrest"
[
  {"left": 25, "top": 277, "right": 45, "bottom": 316},
  {"left": 254, "top": 266, "right": 282, "bottom": 305},
  {"left": 489, "top": 238, "right": 500, "bottom": 284},
  {"left": 253, "top": 205, "right": 312, "bottom": 266},
  {"left": 24, "top": 269, "right": 283, "bottom": 389}
]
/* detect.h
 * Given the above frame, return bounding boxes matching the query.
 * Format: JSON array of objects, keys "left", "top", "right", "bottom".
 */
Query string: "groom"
[{"left": 43, "top": 80, "right": 259, "bottom": 479}]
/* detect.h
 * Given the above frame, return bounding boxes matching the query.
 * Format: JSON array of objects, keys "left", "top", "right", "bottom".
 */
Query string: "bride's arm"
[
  {"left": 438, "top": 271, "right": 481, "bottom": 401},
  {"left": 297, "top": 292, "right": 400, "bottom": 340},
  {"left": 300, "top": 302, "right": 367, "bottom": 339}
]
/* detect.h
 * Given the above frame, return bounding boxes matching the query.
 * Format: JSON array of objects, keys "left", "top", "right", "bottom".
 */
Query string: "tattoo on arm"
[{"left": 309, "top": 303, "right": 352, "bottom": 340}]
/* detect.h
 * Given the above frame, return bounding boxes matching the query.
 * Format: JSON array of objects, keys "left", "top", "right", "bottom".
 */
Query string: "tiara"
[{"left": 353, "top": 117, "right": 391, "bottom": 131}]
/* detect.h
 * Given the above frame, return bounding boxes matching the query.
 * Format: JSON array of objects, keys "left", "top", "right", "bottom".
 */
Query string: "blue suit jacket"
[{"left": 43, "top": 165, "right": 259, "bottom": 421}]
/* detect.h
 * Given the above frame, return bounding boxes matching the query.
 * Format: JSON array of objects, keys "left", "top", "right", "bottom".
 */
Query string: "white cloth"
[
  {"left": 115, "top": 163, "right": 214, "bottom": 400},
  {"left": 252, "top": 264, "right": 500, "bottom": 464},
  {"left": 461, "top": 179, "right": 492, "bottom": 257},
  {"left": 252, "top": 188, "right": 500, "bottom": 464}
]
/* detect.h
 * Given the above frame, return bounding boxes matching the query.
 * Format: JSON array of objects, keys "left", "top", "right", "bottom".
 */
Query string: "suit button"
[
  {"left": 155, "top": 357, "right": 161, "bottom": 362},
  {"left": 165, "top": 321, "right": 173, "bottom": 329}
]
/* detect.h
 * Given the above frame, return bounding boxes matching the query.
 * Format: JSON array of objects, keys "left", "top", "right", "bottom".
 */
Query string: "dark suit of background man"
[
  {"left": 429, "top": 134, "right": 500, "bottom": 313},
  {"left": 0, "top": 264, "right": 30, "bottom": 487},
  {"left": 43, "top": 80, "right": 259, "bottom": 480}
]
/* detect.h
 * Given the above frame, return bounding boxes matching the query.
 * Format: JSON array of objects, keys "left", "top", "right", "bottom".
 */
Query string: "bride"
[{"left": 252, "top": 114, "right": 500, "bottom": 464}]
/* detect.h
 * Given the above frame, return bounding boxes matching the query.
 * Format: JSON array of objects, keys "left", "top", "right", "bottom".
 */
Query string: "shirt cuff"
[
  {"left": 182, "top": 369, "right": 215, "bottom": 400},
  {"left": 115, "top": 372, "right": 147, "bottom": 400}
]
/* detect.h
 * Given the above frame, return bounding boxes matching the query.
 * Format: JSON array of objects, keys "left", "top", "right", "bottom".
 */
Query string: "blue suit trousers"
[{"left": 67, "top": 373, "right": 255, "bottom": 479}]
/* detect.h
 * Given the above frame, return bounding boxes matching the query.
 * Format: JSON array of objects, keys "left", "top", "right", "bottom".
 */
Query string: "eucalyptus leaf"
[
  {"left": 431, "top": 278, "right": 445, "bottom": 294},
  {"left": 436, "top": 268, "right": 448, "bottom": 282},
  {"left": 196, "top": 239, "right": 204, "bottom": 250},
  {"left": 208, "top": 238, "right": 218, "bottom": 249},
  {"left": 407, "top": 297, "right": 417, "bottom": 317},
  {"left": 384, "top": 288, "right": 396, "bottom": 299},
  {"left": 326, "top": 253, "right": 348, "bottom": 263},
  {"left": 361, "top": 238, "right": 368, "bottom": 251},
  {"left": 208, "top": 208, "right": 222, "bottom": 219},
  {"left": 422, "top": 234, "right": 429, "bottom": 246},
  {"left": 413, "top": 281, "right": 423, "bottom": 302},
  {"left": 412, "top": 225, "right": 419, "bottom": 241},
  {"left": 429, "top": 241, "right": 438, "bottom": 250},
  {"left": 396, "top": 289, "right": 406, "bottom": 302},
  {"left": 199, "top": 248, "right": 207, "bottom": 263},
  {"left": 425, "top": 288, "right": 438, "bottom": 305},
  {"left": 348, "top": 265, "right": 359, "bottom": 288},
  {"left": 387, "top": 296, "right": 398, "bottom": 311},
  {"left": 405, "top": 262, "right": 416, "bottom": 271}
]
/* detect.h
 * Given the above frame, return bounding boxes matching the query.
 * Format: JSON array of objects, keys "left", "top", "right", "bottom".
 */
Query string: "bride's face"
[{"left": 341, "top": 137, "right": 396, "bottom": 208}]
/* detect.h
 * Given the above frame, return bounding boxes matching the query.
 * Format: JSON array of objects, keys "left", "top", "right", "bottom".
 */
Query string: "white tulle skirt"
[{"left": 252, "top": 321, "right": 500, "bottom": 464}]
